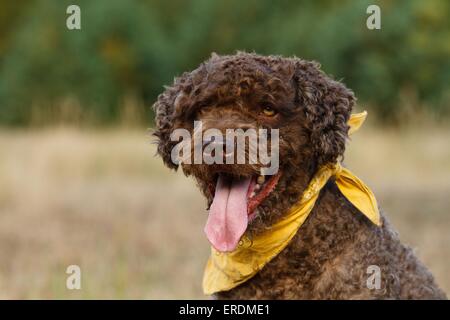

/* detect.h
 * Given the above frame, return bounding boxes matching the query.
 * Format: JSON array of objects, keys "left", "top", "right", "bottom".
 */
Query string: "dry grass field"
[{"left": 0, "top": 126, "right": 449, "bottom": 299}]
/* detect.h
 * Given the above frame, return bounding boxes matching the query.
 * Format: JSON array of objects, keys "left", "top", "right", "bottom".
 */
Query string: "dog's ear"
[
  {"left": 153, "top": 88, "right": 176, "bottom": 170},
  {"left": 152, "top": 78, "right": 188, "bottom": 170},
  {"left": 293, "top": 60, "right": 355, "bottom": 166},
  {"left": 153, "top": 57, "right": 219, "bottom": 170}
]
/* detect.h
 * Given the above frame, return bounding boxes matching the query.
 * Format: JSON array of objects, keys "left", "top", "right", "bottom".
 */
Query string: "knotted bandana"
[{"left": 203, "top": 111, "right": 381, "bottom": 295}]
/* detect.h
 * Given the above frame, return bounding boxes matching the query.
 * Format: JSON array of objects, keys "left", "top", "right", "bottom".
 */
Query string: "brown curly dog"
[{"left": 153, "top": 52, "right": 446, "bottom": 299}]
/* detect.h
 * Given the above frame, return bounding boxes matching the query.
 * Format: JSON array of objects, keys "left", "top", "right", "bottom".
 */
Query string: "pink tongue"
[{"left": 204, "top": 175, "right": 252, "bottom": 252}]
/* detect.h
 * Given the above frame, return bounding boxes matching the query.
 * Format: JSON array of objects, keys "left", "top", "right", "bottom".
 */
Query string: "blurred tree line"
[{"left": 0, "top": 0, "right": 448, "bottom": 126}]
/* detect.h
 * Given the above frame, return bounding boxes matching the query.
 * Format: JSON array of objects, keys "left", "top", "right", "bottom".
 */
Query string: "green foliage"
[{"left": 0, "top": 0, "right": 448, "bottom": 125}]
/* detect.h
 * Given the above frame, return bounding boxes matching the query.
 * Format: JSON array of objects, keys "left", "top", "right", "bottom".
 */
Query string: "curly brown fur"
[{"left": 153, "top": 52, "right": 447, "bottom": 299}]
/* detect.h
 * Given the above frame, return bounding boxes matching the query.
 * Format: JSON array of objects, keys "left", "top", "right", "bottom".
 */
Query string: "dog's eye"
[{"left": 262, "top": 106, "right": 277, "bottom": 117}]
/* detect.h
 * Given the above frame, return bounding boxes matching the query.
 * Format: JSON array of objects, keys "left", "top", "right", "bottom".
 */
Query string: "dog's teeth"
[
  {"left": 254, "top": 184, "right": 260, "bottom": 191},
  {"left": 257, "top": 175, "right": 265, "bottom": 184},
  {"left": 250, "top": 192, "right": 256, "bottom": 198}
]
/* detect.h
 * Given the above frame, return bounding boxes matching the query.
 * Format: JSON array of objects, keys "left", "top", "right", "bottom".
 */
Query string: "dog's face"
[{"left": 153, "top": 52, "right": 355, "bottom": 252}]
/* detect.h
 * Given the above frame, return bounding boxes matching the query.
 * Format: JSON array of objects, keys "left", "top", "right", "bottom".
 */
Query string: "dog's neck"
[{"left": 216, "top": 181, "right": 367, "bottom": 299}]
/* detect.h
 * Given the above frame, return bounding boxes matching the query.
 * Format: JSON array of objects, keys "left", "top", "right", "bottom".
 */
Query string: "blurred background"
[{"left": 0, "top": 0, "right": 448, "bottom": 298}]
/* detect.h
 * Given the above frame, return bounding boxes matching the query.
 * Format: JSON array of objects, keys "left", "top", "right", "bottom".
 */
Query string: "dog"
[{"left": 153, "top": 52, "right": 446, "bottom": 299}]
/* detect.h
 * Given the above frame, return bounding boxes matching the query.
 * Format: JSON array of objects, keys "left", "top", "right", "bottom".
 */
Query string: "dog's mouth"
[{"left": 204, "top": 171, "right": 282, "bottom": 252}]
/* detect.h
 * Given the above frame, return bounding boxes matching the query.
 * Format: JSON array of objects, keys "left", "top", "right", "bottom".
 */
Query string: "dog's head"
[{"left": 153, "top": 52, "right": 355, "bottom": 252}]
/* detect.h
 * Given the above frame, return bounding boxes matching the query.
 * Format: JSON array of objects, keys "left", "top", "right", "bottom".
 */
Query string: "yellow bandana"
[{"left": 202, "top": 111, "right": 381, "bottom": 295}]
